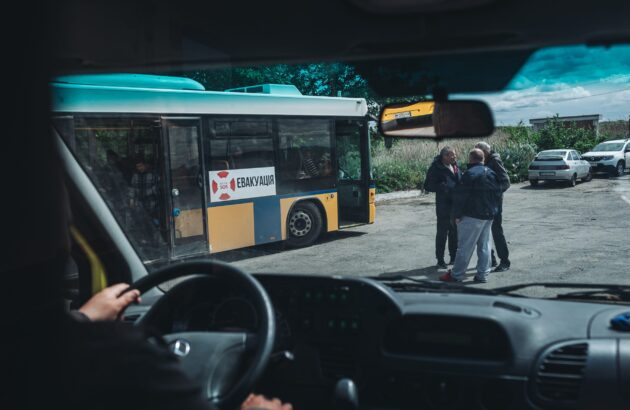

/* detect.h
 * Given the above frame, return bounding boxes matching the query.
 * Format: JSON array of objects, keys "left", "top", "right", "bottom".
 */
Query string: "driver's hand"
[
  {"left": 78, "top": 283, "right": 141, "bottom": 321},
  {"left": 241, "top": 394, "right": 293, "bottom": 410}
]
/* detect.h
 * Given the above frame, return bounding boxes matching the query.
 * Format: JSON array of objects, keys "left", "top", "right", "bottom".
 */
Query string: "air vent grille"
[
  {"left": 535, "top": 342, "right": 588, "bottom": 403},
  {"left": 319, "top": 345, "right": 356, "bottom": 380}
]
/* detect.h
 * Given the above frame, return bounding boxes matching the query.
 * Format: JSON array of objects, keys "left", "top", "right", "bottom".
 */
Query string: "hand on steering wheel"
[{"left": 125, "top": 260, "right": 276, "bottom": 410}]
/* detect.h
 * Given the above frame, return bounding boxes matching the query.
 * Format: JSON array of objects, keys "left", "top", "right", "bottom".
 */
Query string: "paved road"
[{"left": 219, "top": 175, "right": 630, "bottom": 296}]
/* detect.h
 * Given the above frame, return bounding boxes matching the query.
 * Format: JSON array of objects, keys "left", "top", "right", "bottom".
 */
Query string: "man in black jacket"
[
  {"left": 423, "top": 146, "right": 462, "bottom": 269},
  {"left": 439, "top": 148, "right": 501, "bottom": 283},
  {"left": 475, "top": 142, "right": 511, "bottom": 272}
]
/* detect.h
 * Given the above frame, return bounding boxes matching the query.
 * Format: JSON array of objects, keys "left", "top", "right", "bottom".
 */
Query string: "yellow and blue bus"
[{"left": 52, "top": 74, "right": 375, "bottom": 263}]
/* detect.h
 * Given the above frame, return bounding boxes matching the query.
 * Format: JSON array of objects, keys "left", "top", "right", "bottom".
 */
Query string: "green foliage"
[
  {"left": 532, "top": 116, "right": 603, "bottom": 154},
  {"left": 373, "top": 161, "right": 428, "bottom": 193},
  {"left": 337, "top": 138, "right": 363, "bottom": 180},
  {"left": 500, "top": 121, "right": 531, "bottom": 144},
  {"left": 187, "top": 63, "right": 372, "bottom": 100},
  {"left": 493, "top": 142, "right": 538, "bottom": 183},
  {"left": 599, "top": 120, "right": 629, "bottom": 139}
]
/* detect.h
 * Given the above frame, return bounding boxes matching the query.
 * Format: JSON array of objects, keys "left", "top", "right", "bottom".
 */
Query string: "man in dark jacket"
[
  {"left": 476, "top": 142, "right": 511, "bottom": 272},
  {"left": 423, "top": 146, "right": 462, "bottom": 268},
  {"left": 440, "top": 148, "right": 501, "bottom": 283}
]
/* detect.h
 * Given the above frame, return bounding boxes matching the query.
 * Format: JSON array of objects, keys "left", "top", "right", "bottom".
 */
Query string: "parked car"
[
  {"left": 528, "top": 149, "right": 592, "bottom": 187},
  {"left": 582, "top": 139, "right": 630, "bottom": 177}
]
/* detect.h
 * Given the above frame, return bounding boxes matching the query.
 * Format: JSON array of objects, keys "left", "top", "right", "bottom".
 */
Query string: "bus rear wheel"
[{"left": 286, "top": 202, "right": 323, "bottom": 248}]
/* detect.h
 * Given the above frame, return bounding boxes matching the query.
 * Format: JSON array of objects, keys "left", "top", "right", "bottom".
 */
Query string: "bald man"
[{"left": 440, "top": 148, "right": 502, "bottom": 283}]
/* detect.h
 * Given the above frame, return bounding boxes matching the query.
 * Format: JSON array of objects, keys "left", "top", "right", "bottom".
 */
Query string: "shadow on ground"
[
  {"left": 214, "top": 230, "right": 368, "bottom": 263},
  {"left": 378, "top": 265, "right": 439, "bottom": 279},
  {"left": 377, "top": 265, "right": 484, "bottom": 284}
]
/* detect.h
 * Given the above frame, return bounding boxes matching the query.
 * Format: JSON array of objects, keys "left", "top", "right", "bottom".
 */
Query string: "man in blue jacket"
[
  {"left": 440, "top": 148, "right": 501, "bottom": 283},
  {"left": 423, "top": 146, "right": 462, "bottom": 269}
]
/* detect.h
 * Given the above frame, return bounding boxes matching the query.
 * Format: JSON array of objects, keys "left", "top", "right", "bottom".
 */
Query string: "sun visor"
[{"left": 353, "top": 49, "right": 533, "bottom": 97}]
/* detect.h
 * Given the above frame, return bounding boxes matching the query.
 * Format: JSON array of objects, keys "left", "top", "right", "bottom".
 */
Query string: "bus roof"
[
  {"left": 54, "top": 74, "right": 206, "bottom": 91},
  {"left": 51, "top": 75, "right": 368, "bottom": 118}
]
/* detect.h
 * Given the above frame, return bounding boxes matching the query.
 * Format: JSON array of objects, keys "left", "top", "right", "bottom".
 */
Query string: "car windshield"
[
  {"left": 592, "top": 142, "right": 624, "bottom": 151},
  {"left": 53, "top": 44, "right": 630, "bottom": 299}
]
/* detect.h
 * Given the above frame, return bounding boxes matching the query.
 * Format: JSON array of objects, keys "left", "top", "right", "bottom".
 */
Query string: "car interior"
[{"left": 5, "top": 1, "right": 630, "bottom": 410}]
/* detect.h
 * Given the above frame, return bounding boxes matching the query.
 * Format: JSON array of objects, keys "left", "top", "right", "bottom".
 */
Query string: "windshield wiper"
[
  {"left": 370, "top": 275, "right": 500, "bottom": 295},
  {"left": 492, "top": 282, "right": 630, "bottom": 303}
]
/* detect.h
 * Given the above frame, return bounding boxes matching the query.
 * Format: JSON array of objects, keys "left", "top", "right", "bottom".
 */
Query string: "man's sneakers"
[
  {"left": 473, "top": 276, "right": 487, "bottom": 283},
  {"left": 439, "top": 270, "right": 462, "bottom": 282},
  {"left": 494, "top": 262, "right": 511, "bottom": 272},
  {"left": 436, "top": 260, "right": 448, "bottom": 269}
]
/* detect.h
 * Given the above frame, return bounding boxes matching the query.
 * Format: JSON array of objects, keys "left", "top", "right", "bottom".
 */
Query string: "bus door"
[
  {"left": 335, "top": 119, "right": 371, "bottom": 225},
  {"left": 162, "top": 118, "right": 208, "bottom": 258}
]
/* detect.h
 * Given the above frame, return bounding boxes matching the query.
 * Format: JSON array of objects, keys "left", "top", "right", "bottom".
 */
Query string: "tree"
[{"left": 533, "top": 115, "right": 602, "bottom": 153}]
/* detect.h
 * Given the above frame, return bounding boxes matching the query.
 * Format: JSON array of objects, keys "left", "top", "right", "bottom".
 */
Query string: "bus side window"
[
  {"left": 206, "top": 118, "right": 273, "bottom": 171},
  {"left": 277, "top": 119, "right": 332, "bottom": 180}
]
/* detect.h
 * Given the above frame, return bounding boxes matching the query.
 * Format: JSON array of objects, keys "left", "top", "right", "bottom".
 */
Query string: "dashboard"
[{"left": 128, "top": 274, "right": 630, "bottom": 410}]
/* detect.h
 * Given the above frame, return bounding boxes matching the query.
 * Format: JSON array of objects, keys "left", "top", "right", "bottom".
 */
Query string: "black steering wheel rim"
[{"left": 127, "top": 260, "right": 276, "bottom": 410}]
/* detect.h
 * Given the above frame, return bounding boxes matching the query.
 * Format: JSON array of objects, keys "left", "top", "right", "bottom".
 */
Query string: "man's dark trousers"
[
  {"left": 436, "top": 214, "right": 457, "bottom": 263},
  {"left": 492, "top": 202, "right": 509, "bottom": 264}
]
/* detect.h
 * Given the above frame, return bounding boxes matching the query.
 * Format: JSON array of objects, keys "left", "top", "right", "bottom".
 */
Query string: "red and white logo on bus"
[
  {"left": 209, "top": 167, "right": 276, "bottom": 203},
  {"left": 210, "top": 171, "right": 236, "bottom": 201}
]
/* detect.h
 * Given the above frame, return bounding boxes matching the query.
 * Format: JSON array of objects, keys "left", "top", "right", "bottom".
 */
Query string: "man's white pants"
[{"left": 451, "top": 216, "right": 493, "bottom": 281}]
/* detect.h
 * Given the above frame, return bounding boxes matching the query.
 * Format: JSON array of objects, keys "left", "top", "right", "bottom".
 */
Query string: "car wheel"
[
  {"left": 569, "top": 174, "right": 577, "bottom": 187},
  {"left": 286, "top": 201, "right": 323, "bottom": 247},
  {"left": 615, "top": 161, "right": 625, "bottom": 177},
  {"left": 529, "top": 179, "right": 539, "bottom": 186},
  {"left": 581, "top": 171, "right": 592, "bottom": 182}
]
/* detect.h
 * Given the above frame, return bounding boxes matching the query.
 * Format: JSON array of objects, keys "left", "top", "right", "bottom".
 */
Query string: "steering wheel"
[{"left": 127, "top": 260, "right": 276, "bottom": 410}]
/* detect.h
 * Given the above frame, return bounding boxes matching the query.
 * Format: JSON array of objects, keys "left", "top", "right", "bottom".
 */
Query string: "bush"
[
  {"left": 373, "top": 161, "right": 428, "bottom": 193},
  {"left": 493, "top": 142, "right": 537, "bottom": 183},
  {"left": 532, "top": 116, "right": 603, "bottom": 154}
]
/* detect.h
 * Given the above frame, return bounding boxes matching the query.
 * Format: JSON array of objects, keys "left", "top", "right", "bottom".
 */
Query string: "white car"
[
  {"left": 582, "top": 139, "right": 630, "bottom": 177},
  {"left": 528, "top": 149, "right": 592, "bottom": 187}
]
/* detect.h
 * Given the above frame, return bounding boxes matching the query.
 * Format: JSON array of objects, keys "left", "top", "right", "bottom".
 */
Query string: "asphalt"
[{"left": 219, "top": 174, "right": 630, "bottom": 298}]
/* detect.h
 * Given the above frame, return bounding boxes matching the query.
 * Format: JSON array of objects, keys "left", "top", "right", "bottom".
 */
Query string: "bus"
[
  {"left": 380, "top": 101, "right": 435, "bottom": 135},
  {"left": 52, "top": 74, "right": 375, "bottom": 264}
]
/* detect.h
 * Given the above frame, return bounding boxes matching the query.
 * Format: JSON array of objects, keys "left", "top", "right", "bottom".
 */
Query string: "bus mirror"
[{"left": 379, "top": 100, "right": 494, "bottom": 139}]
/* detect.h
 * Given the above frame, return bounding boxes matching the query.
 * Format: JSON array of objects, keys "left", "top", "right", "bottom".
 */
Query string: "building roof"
[{"left": 529, "top": 114, "right": 601, "bottom": 124}]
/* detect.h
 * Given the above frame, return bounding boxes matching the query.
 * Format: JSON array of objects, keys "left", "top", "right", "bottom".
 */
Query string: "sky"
[{"left": 462, "top": 45, "right": 630, "bottom": 125}]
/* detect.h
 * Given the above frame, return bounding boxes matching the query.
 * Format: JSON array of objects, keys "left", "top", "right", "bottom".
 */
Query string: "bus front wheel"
[{"left": 286, "top": 202, "right": 323, "bottom": 248}]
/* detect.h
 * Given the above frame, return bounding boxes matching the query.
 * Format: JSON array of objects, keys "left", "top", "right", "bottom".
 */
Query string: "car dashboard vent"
[
  {"left": 534, "top": 342, "right": 588, "bottom": 405},
  {"left": 319, "top": 345, "right": 356, "bottom": 380}
]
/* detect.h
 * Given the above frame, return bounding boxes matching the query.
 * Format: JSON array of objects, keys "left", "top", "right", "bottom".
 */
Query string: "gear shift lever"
[{"left": 334, "top": 378, "right": 359, "bottom": 410}]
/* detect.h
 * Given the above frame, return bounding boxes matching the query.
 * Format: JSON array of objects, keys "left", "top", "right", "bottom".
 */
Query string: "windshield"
[
  {"left": 53, "top": 44, "right": 630, "bottom": 299},
  {"left": 592, "top": 142, "right": 624, "bottom": 151}
]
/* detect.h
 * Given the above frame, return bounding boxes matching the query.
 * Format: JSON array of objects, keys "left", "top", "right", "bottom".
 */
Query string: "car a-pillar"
[{"left": 286, "top": 199, "right": 326, "bottom": 248}]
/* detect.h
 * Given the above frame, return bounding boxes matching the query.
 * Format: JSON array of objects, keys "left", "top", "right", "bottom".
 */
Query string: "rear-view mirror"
[{"left": 379, "top": 100, "right": 494, "bottom": 139}]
